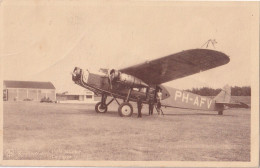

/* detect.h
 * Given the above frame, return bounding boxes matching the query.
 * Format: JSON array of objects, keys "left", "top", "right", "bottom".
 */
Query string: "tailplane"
[{"left": 214, "top": 85, "right": 249, "bottom": 114}]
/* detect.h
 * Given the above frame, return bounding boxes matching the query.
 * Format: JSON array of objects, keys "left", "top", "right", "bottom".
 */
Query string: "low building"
[
  {"left": 56, "top": 86, "right": 96, "bottom": 104},
  {"left": 3, "top": 80, "right": 56, "bottom": 101}
]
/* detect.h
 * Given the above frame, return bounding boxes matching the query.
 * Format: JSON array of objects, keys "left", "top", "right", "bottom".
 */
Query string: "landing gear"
[
  {"left": 118, "top": 102, "right": 133, "bottom": 117},
  {"left": 95, "top": 94, "right": 108, "bottom": 113},
  {"left": 218, "top": 111, "right": 223, "bottom": 115},
  {"left": 94, "top": 88, "right": 135, "bottom": 117},
  {"left": 117, "top": 88, "right": 134, "bottom": 117},
  {"left": 95, "top": 102, "right": 107, "bottom": 113}
]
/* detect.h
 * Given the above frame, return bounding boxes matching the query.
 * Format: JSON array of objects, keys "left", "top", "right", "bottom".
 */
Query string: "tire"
[
  {"left": 95, "top": 102, "right": 107, "bottom": 113},
  {"left": 118, "top": 102, "right": 133, "bottom": 117}
]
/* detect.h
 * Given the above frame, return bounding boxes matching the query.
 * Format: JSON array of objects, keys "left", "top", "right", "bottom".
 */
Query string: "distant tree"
[{"left": 231, "top": 86, "right": 251, "bottom": 96}]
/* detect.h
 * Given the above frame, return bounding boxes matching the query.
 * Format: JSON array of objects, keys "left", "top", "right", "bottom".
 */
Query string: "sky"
[{"left": 0, "top": 1, "right": 258, "bottom": 92}]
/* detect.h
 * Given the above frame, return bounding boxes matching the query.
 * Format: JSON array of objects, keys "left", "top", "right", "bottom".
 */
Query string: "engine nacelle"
[{"left": 109, "top": 69, "right": 148, "bottom": 88}]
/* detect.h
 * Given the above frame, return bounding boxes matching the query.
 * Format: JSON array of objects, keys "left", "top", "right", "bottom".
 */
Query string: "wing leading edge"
[{"left": 119, "top": 49, "right": 230, "bottom": 85}]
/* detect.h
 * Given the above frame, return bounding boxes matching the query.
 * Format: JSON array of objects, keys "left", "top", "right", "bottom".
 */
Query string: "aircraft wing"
[{"left": 119, "top": 49, "right": 230, "bottom": 85}]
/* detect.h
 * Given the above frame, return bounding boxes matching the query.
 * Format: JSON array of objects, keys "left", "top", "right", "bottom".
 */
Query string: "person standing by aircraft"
[
  {"left": 156, "top": 101, "right": 164, "bottom": 116},
  {"left": 137, "top": 97, "right": 143, "bottom": 118},
  {"left": 156, "top": 89, "right": 163, "bottom": 115},
  {"left": 157, "top": 89, "right": 162, "bottom": 102},
  {"left": 148, "top": 98, "right": 154, "bottom": 115}
]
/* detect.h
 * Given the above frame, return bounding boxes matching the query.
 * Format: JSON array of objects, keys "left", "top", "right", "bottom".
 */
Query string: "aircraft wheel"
[
  {"left": 95, "top": 102, "right": 107, "bottom": 113},
  {"left": 118, "top": 102, "right": 133, "bottom": 117}
]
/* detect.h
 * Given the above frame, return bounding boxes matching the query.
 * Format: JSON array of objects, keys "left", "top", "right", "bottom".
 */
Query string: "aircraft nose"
[{"left": 72, "top": 67, "right": 81, "bottom": 82}]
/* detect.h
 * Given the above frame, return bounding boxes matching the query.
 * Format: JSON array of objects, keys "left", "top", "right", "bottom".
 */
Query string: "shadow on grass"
[
  {"left": 75, "top": 109, "right": 119, "bottom": 117},
  {"left": 75, "top": 108, "right": 157, "bottom": 118},
  {"left": 164, "top": 113, "right": 234, "bottom": 117},
  {"left": 68, "top": 108, "right": 236, "bottom": 118}
]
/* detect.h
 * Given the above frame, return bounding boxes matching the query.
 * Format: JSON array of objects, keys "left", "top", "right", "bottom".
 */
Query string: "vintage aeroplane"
[{"left": 72, "top": 49, "right": 249, "bottom": 117}]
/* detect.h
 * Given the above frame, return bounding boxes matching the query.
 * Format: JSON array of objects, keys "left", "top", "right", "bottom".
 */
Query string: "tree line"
[{"left": 185, "top": 86, "right": 251, "bottom": 96}]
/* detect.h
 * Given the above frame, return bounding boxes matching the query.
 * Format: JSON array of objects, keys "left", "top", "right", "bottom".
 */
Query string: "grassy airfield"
[{"left": 3, "top": 98, "right": 250, "bottom": 161}]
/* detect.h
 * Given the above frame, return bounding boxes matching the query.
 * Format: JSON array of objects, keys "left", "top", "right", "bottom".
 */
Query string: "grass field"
[{"left": 3, "top": 99, "right": 250, "bottom": 161}]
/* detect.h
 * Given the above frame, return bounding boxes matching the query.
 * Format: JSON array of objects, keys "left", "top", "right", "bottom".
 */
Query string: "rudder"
[{"left": 214, "top": 85, "right": 231, "bottom": 103}]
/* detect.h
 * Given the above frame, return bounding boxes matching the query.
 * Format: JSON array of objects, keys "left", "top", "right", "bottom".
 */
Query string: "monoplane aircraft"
[{"left": 72, "top": 49, "right": 249, "bottom": 117}]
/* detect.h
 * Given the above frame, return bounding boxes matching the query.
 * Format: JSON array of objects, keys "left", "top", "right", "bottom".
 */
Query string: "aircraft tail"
[
  {"left": 214, "top": 85, "right": 231, "bottom": 103},
  {"left": 214, "top": 85, "right": 249, "bottom": 110}
]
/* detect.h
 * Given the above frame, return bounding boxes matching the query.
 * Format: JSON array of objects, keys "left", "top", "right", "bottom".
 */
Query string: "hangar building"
[
  {"left": 3, "top": 80, "right": 56, "bottom": 101},
  {"left": 56, "top": 86, "right": 96, "bottom": 104}
]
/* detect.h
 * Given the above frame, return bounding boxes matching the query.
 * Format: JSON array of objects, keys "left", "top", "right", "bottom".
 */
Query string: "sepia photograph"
[{"left": 0, "top": 0, "right": 259, "bottom": 167}]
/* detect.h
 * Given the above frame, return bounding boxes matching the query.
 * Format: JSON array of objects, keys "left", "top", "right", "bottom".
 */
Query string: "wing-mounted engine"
[{"left": 109, "top": 69, "right": 148, "bottom": 88}]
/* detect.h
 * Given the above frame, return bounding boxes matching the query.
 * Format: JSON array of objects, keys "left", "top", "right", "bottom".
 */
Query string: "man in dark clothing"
[
  {"left": 148, "top": 98, "right": 154, "bottom": 115},
  {"left": 137, "top": 97, "right": 143, "bottom": 118}
]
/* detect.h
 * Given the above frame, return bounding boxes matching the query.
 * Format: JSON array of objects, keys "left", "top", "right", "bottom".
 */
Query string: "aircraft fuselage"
[{"left": 72, "top": 67, "right": 150, "bottom": 102}]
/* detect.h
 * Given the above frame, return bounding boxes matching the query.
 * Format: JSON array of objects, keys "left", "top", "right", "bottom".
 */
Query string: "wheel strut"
[
  {"left": 101, "top": 94, "right": 107, "bottom": 108},
  {"left": 126, "top": 88, "right": 133, "bottom": 102},
  {"left": 110, "top": 94, "right": 120, "bottom": 105}
]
